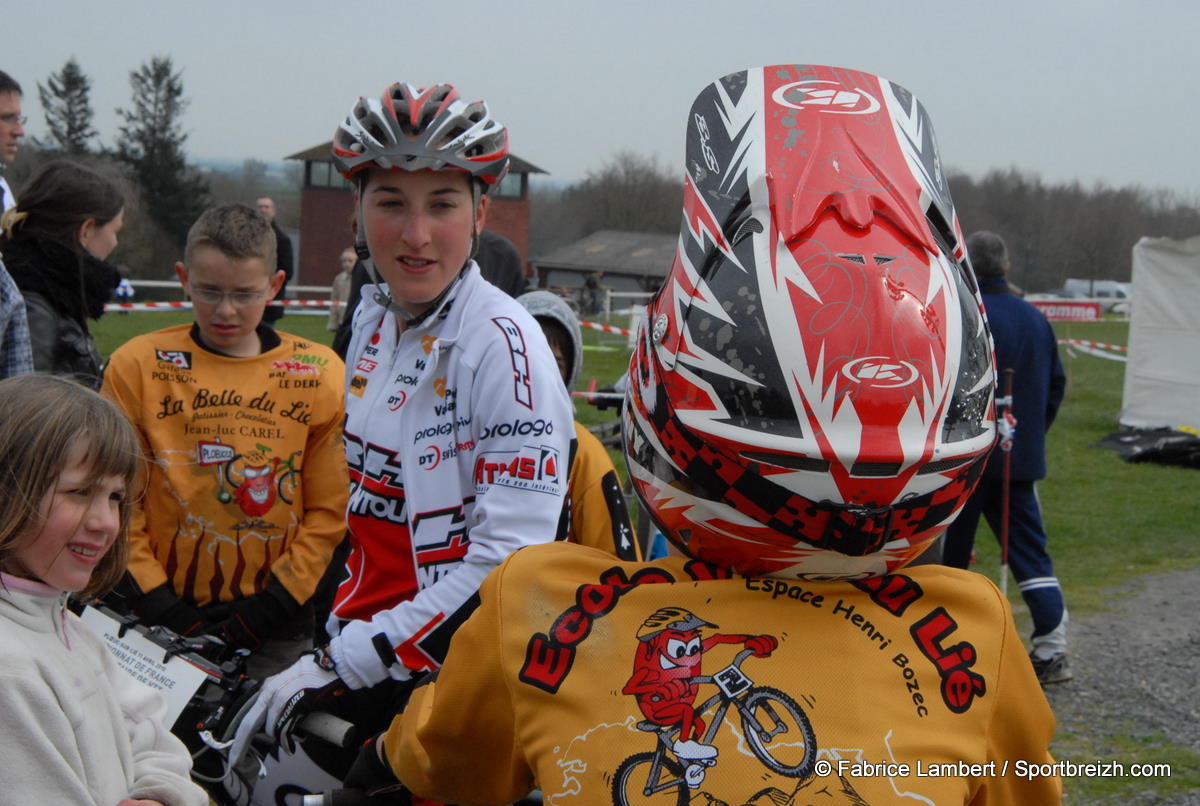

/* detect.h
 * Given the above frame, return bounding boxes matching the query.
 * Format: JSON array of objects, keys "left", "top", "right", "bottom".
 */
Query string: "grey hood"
[{"left": 516, "top": 290, "right": 582, "bottom": 390}]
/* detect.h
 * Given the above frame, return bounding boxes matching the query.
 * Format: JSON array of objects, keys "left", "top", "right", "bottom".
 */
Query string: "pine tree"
[
  {"left": 116, "top": 55, "right": 209, "bottom": 245},
  {"left": 37, "top": 58, "right": 98, "bottom": 154}
]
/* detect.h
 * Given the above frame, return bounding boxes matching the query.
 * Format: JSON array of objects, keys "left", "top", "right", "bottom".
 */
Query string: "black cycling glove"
[{"left": 344, "top": 735, "right": 412, "bottom": 804}]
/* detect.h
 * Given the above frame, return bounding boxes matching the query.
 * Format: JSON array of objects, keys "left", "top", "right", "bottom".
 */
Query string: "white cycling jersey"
[{"left": 327, "top": 263, "right": 574, "bottom": 690}]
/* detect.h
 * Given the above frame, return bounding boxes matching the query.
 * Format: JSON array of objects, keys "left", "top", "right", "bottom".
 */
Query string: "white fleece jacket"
[{"left": 0, "top": 573, "right": 206, "bottom": 806}]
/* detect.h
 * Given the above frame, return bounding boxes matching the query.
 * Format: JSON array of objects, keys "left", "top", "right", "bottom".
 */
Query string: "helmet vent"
[
  {"left": 441, "top": 125, "right": 467, "bottom": 146},
  {"left": 837, "top": 253, "right": 867, "bottom": 264},
  {"left": 917, "top": 456, "right": 973, "bottom": 475},
  {"left": 849, "top": 461, "right": 902, "bottom": 477},
  {"left": 367, "top": 123, "right": 388, "bottom": 144},
  {"left": 732, "top": 217, "right": 763, "bottom": 244},
  {"left": 740, "top": 450, "right": 831, "bottom": 473},
  {"left": 393, "top": 102, "right": 414, "bottom": 134},
  {"left": 873, "top": 255, "right": 896, "bottom": 264}
]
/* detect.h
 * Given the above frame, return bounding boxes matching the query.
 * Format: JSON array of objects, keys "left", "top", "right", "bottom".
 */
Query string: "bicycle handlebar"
[
  {"left": 692, "top": 647, "right": 757, "bottom": 685},
  {"left": 296, "top": 711, "right": 356, "bottom": 749},
  {"left": 301, "top": 790, "right": 375, "bottom": 806}
]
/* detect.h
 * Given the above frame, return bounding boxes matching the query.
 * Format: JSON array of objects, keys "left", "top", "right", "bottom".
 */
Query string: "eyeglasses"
[
  {"left": 190, "top": 286, "right": 271, "bottom": 307},
  {"left": 0, "top": 114, "right": 26, "bottom": 126}
]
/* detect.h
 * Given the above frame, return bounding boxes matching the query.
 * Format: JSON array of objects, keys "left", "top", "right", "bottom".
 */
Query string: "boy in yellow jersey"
[{"left": 102, "top": 204, "right": 348, "bottom": 678}]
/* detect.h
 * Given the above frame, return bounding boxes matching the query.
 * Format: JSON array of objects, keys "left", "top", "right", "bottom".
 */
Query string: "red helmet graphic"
[{"left": 623, "top": 65, "right": 996, "bottom": 580}]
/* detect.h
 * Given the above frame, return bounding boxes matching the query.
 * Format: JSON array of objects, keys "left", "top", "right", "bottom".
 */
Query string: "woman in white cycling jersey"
[{"left": 233, "top": 82, "right": 574, "bottom": 767}]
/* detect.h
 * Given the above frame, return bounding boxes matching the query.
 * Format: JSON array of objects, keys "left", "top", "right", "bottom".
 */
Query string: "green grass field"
[{"left": 93, "top": 309, "right": 1200, "bottom": 800}]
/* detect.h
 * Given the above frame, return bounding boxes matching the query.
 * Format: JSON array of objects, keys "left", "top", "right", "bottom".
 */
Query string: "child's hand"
[{"left": 117, "top": 800, "right": 166, "bottom": 806}]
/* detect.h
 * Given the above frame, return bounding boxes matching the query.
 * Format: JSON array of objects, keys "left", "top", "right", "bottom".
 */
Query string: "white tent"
[{"left": 1121, "top": 235, "right": 1200, "bottom": 433}]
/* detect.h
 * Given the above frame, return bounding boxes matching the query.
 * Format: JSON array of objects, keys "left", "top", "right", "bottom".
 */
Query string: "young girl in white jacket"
[{"left": 0, "top": 374, "right": 206, "bottom": 806}]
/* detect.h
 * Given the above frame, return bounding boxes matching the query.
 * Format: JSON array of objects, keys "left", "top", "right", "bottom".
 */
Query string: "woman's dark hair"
[{"left": 4, "top": 160, "right": 124, "bottom": 254}]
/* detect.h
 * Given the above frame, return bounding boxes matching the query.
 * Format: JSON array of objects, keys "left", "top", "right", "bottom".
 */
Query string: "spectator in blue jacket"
[{"left": 942, "top": 230, "right": 1070, "bottom": 684}]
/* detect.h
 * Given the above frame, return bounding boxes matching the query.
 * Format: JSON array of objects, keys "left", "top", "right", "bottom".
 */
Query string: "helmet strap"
[
  {"left": 354, "top": 193, "right": 419, "bottom": 324},
  {"left": 467, "top": 180, "right": 484, "bottom": 261}
]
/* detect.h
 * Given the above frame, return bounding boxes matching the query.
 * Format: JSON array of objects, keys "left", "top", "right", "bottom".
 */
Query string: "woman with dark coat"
[{"left": 0, "top": 160, "right": 124, "bottom": 387}]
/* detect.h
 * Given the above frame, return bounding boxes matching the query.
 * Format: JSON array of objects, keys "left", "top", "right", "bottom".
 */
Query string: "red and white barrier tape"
[
  {"left": 105, "top": 301, "right": 192, "bottom": 311},
  {"left": 109, "top": 309, "right": 635, "bottom": 334},
  {"left": 1060, "top": 338, "right": 1127, "bottom": 362},
  {"left": 579, "top": 319, "right": 632, "bottom": 337},
  {"left": 571, "top": 390, "right": 625, "bottom": 400},
  {"left": 105, "top": 299, "right": 335, "bottom": 312},
  {"left": 1059, "top": 338, "right": 1127, "bottom": 352}
]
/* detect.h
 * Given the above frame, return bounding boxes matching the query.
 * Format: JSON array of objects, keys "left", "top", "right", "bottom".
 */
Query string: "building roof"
[
  {"left": 533, "top": 230, "right": 676, "bottom": 278},
  {"left": 284, "top": 140, "right": 546, "bottom": 175}
]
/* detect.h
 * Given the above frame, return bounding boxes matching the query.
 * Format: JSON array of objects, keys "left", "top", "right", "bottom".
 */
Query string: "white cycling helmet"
[{"left": 332, "top": 82, "right": 508, "bottom": 191}]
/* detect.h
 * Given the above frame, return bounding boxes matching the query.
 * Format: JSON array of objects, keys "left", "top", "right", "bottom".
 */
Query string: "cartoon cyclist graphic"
[
  {"left": 623, "top": 607, "right": 778, "bottom": 764},
  {"left": 201, "top": 441, "right": 302, "bottom": 529}
]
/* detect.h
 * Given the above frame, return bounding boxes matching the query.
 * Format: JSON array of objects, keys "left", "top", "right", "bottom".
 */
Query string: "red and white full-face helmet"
[{"left": 623, "top": 65, "right": 996, "bottom": 580}]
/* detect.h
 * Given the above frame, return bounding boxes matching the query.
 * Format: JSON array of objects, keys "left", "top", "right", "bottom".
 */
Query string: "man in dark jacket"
[
  {"left": 942, "top": 230, "right": 1070, "bottom": 684},
  {"left": 257, "top": 197, "right": 293, "bottom": 328}
]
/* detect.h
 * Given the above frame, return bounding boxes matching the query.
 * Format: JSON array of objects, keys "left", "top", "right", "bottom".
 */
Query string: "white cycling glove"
[{"left": 227, "top": 647, "right": 345, "bottom": 768}]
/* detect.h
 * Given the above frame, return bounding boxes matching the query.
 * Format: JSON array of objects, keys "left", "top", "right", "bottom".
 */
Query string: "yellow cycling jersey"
[
  {"left": 103, "top": 324, "right": 348, "bottom": 607},
  {"left": 384, "top": 542, "right": 1059, "bottom": 805}
]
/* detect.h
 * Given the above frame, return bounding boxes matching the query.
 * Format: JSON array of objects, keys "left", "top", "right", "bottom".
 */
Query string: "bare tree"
[
  {"left": 568, "top": 150, "right": 681, "bottom": 235},
  {"left": 531, "top": 150, "right": 681, "bottom": 257},
  {"left": 529, "top": 182, "right": 585, "bottom": 257}
]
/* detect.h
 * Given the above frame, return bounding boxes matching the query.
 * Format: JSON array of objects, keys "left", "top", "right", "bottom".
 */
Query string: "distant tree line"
[
  {"left": 12, "top": 56, "right": 298, "bottom": 279},
  {"left": 948, "top": 168, "right": 1200, "bottom": 292},
  {"left": 529, "top": 150, "right": 681, "bottom": 257},
  {"left": 531, "top": 154, "right": 1200, "bottom": 295}
]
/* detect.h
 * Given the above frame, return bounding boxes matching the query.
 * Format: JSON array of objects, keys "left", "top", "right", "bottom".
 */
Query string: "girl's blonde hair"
[{"left": 0, "top": 375, "right": 141, "bottom": 597}]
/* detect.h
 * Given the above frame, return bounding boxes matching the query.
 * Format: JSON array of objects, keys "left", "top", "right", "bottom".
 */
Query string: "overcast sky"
[{"left": 6, "top": 1, "right": 1198, "bottom": 199}]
